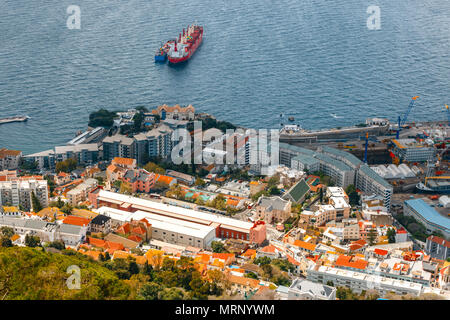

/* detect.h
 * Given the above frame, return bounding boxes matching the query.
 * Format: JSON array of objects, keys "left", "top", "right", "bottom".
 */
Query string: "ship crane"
[
  {"left": 446, "top": 105, "right": 450, "bottom": 126},
  {"left": 396, "top": 96, "right": 419, "bottom": 139}
]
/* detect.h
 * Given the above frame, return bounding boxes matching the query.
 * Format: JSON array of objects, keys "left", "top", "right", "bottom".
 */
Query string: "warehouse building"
[
  {"left": 403, "top": 198, "right": 450, "bottom": 239},
  {"left": 132, "top": 210, "right": 216, "bottom": 248},
  {"left": 90, "top": 189, "right": 266, "bottom": 244}
]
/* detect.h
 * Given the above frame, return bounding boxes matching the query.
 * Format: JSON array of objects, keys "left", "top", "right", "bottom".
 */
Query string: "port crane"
[
  {"left": 446, "top": 105, "right": 450, "bottom": 126},
  {"left": 396, "top": 96, "right": 419, "bottom": 139}
]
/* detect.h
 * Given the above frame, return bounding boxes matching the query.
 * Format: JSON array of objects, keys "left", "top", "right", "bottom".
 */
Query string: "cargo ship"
[
  {"left": 416, "top": 178, "right": 450, "bottom": 194},
  {"left": 166, "top": 24, "right": 203, "bottom": 64},
  {"left": 0, "top": 115, "right": 30, "bottom": 125}
]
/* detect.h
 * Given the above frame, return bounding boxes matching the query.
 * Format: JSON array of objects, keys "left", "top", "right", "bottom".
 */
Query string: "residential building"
[
  {"left": 356, "top": 165, "right": 393, "bottom": 210},
  {"left": 0, "top": 178, "right": 48, "bottom": 211},
  {"left": 0, "top": 216, "right": 86, "bottom": 246},
  {"left": 102, "top": 134, "right": 136, "bottom": 161},
  {"left": 150, "top": 104, "right": 195, "bottom": 120},
  {"left": 25, "top": 144, "right": 99, "bottom": 170},
  {"left": 307, "top": 265, "right": 424, "bottom": 296},
  {"left": 255, "top": 196, "right": 292, "bottom": 224},
  {"left": 111, "top": 157, "right": 136, "bottom": 169},
  {"left": 90, "top": 214, "right": 112, "bottom": 234},
  {"left": 288, "top": 278, "right": 336, "bottom": 300},
  {"left": 0, "top": 148, "right": 22, "bottom": 170},
  {"left": 122, "top": 169, "right": 156, "bottom": 193},
  {"left": 134, "top": 124, "right": 174, "bottom": 164},
  {"left": 282, "top": 179, "right": 310, "bottom": 204},
  {"left": 425, "top": 236, "right": 450, "bottom": 261},
  {"left": 66, "top": 178, "right": 98, "bottom": 206}
]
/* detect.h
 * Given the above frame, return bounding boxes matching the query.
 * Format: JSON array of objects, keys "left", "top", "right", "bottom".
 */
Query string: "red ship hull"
[{"left": 168, "top": 27, "right": 203, "bottom": 64}]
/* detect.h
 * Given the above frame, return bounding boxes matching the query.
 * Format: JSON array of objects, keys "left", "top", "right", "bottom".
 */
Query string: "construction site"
[{"left": 280, "top": 97, "right": 450, "bottom": 196}]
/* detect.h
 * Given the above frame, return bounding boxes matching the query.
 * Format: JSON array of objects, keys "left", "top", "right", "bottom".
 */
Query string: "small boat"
[
  {"left": 288, "top": 116, "right": 295, "bottom": 122},
  {"left": 0, "top": 115, "right": 30, "bottom": 125}
]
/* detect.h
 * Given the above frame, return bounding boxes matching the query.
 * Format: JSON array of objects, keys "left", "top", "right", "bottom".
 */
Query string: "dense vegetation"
[
  {"left": 0, "top": 247, "right": 130, "bottom": 299},
  {"left": 187, "top": 117, "right": 236, "bottom": 133},
  {"left": 88, "top": 109, "right": 117, "bottom": 128},
  {"left": 55, "top": 158, "right": 77, "bottom": 173},
  {"left": 0, "top": 247, "right": 227, "bottom": 300}
]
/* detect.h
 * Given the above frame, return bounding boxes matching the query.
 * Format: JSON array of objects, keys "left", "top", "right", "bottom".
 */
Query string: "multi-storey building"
[
  {"left": 102, "top": 134, "right": 136, "bottom": 161},
  {"left": 425, "top": 235, "right": 450, "bottom": 261},
  {"left": 0, "top": 148, "right": 22, "bottom": 170},
  {"left": 0, "top": 178, "right": 48, "bottom": 211},
  {"left": 121, "top": 169, "right": 156, "bottom": 193},
  {"left": 356, "top": 165, "right": 393, "bottom": 209},
  {"left": 392, "top": 139, "right": 435, "bottom": 162},
  {"left": 134, "top": 124, "right": 173, "bottom": 164},
  {"left": 25, "top": 144, "right": 99, "bottom": 170},
  {"left": 66, "top": 178, "right": 98, "bottom": 206}
]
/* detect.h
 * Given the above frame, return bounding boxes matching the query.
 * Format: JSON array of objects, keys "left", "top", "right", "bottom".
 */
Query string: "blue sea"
[{"left": 1, "top": 0, "right": 450, "bottom": 154}]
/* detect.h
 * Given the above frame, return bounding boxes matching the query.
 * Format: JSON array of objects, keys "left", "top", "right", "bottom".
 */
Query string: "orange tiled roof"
[
  {"left": 212, "top": 253, "right": 235, "bottom": 261},
  {"left": 132, "top": 226, "right": 147, "bottom": 235},
  {"left": 335, "top": 255, "right": 368, "bottom": 270},
  {"left": 128, "top": 235, "right": 143, "bottom": 243},
  {"left": 227, "top": 274, "right": 260, "bottom": 288},
  {"left": 155, "top": 174, "right": 175, "bottom": 185},
  {"left": 374, "top": 248, "right": 388, "bottom": 256},
  {"left": 112, "top": 157, "right": 135, "bottom": 167},
  {"left": 293, "top": 240, "right": 316, "bottom": 251},
  {"left": 242, "top": 249, "right": 256, "bottom": 257},
  {"left": 62, "top": 215, "right": 91, "bottom": 227}
]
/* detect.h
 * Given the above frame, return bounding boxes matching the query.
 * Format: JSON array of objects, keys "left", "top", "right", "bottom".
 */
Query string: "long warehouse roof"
[{"left": 97, "top": 190, "right": 255, "bottom": 232}]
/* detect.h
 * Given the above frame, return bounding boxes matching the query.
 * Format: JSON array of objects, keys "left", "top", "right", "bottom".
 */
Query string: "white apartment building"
[
  {"left": 0, "top": 179, "right": 48, "bottom": 211},
  {"left": 66, "top": 178, "right": 98, "bottom": 206},
  {"left": 0, "top": 148, "right": 22, "bottom": 170},
  {"left": 288, "top": 278, "right": 336, "bottom": 300},
  {"left": 356, "top": 165, "right": 393, "bottom": 210},
  {"left": 307, "top": 265, "right": 424, "bottom": 296}
]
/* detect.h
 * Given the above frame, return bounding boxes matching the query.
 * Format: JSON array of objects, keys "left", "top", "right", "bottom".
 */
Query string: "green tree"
[
  {"left": 55, "top": 158, "right": 77, "bottom": 173},
  {"left": 88, "top": 109, "right": 117, "bottom": 128},
  {"left": 1, "top": 237, "right": 13, "bottom": 247},
  {"left": 244, "top": 272, "right": 258, "bottom": 279},
  {"left": 195, "top": 177, "right": 206, "bottom": 187},
  {"left": 139, "top": 282, "right": 161, "bottom": 300},
  {"left": 48, "top": 240, "right": 65, "bottom": 250},
  {"left": 367, "top": 228, "right": 377, "bottom": 246},
  {"left": 345, "top": 184, "right": 360, "bottom": 206},
  {"left": 1, "top": 227, "right": 14, "bottom": 238},
  {"left": 254, "top": 256, "right": 271, "bottom": 266},
  {"left": 31, "top": 191, "right": 43, "bottom": 212},
  {"left": 387, "top": 228, "right": 396, "bottom": 243},
  {"left": 144, "top": 162, "right": 165, "bottom": 174},
  {"left": 160, "top": 287, "right": 185, "bottom": 300},
  {"left": 61, "top": 203, "right": 73, "bottom": 215},
  {"left": 211, "top": 241, "right": 227, "bottom": 253},
  {"left": 25, "top": 234, "right": 41, "bottom": 247}
]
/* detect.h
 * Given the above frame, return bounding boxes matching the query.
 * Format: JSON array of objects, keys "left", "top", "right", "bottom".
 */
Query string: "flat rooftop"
[{"left": 97, "top": 190, "right": 255, "bottom": 233}]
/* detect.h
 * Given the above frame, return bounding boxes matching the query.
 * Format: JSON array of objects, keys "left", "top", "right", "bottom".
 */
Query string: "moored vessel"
[
  {"left": 167, "top": 24, "right": 203, "bottom": 64},
  {"left": 0, "top": 115, "right": 30, "bottom": 125}
]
